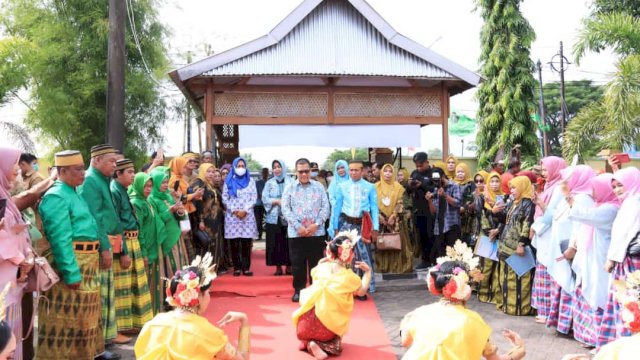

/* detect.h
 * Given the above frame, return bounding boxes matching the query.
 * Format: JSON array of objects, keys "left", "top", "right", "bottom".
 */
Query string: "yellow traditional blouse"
[
  {"left": 400, "top": 302, "right": 492, "bottom": 360},
  {"left": 594, "top": 333, "right": 640, "bottom": 359},
  {"left": 292, "top": 262, "right": 362, "bottom": 337},
  {"left": 134, "top": 311, "right": 228, "bottom": 360}
]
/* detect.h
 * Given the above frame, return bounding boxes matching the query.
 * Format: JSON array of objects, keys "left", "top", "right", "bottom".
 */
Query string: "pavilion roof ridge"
[{"left": 172, "top": 0, "right": 480, "bottom": 86}]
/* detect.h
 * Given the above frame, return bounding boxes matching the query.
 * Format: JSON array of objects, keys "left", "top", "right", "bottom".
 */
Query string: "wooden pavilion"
[{"left": 169, "top": 0, "right": 480, "bottom": 164}]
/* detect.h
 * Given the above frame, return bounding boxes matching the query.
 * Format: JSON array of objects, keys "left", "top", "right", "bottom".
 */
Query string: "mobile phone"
[
  {"left": 613, "top": 153, "right": 631, "bottom": 164},
  {"left": 495, "top": 195, "right": 504, "bottom": 204},
  {"left": 173, "top": 181, "right": 180, "bottom": 192},
  {"left": 0, "top": 198, "right": 6, "bottom": 220}
]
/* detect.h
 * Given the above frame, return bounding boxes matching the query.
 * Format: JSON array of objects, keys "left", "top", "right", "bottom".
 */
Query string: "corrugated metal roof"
[{"left": 203, "top": 0, "right": 454, "bottom": 78}]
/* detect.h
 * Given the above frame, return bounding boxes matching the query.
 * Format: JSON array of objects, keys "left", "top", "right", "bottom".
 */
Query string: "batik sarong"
[{"left": 296, "top": 307, "right": 342, "bottom": 356}]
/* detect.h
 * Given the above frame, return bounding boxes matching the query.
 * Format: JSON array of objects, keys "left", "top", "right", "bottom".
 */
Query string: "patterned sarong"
[
  {"left": 477, "top": 258, "right": 498, "bottom": 304},
  {"left": 100, "top": 251, "right": 117, "bottom": 341},
  {"left": 148, "top": 244, "right": 166, "bottom": 315},
  {"left": 531, "top": 263, "right": 553, "bottom": 317},
  {"left": 297, "top": 307, "right": 342, "bottom": 356},
  {"left": 113, "top": 234, "right": 153, "bottom": 330},
  {"left": 164, "top": 236, "right": 189, "bottom": 276},
  {"left": 36, "top": 250, "right": 103, "bottom": 360},
  {"left": 495, "top": 259, "right": 534, "bottom": 316},
  {"left": 572, "top": 285, "right": 602, "bottom": 347}
]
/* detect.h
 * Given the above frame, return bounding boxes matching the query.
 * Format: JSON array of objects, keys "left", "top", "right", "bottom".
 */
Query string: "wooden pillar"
[
  {"left": 441, "top": 85, "right": 449, "bottom": 160},
  {"left": 205, "top": 84, "right": 214, "bottom": 150}
]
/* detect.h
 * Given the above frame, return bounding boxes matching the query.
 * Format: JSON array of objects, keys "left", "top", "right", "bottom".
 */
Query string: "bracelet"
[{"left": 176, "top": 210, "right": 185, "bottom": 217}]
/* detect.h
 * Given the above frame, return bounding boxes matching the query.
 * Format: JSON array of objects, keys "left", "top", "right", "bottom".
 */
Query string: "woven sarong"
[
  {"left": 164, "top": 237, "right": 189, "bottom": 276},
  {"left": 113, "top": 234, "right": 153, "bottom": 330},
  {"left": 297, "top": 307, "right": 342, "bottom": 356},
  {"left": 99, "top": 251, "right": 117, "bottom": 341},
  {"left": 36, "top": 250, "right": 102, "bottom": 360}
]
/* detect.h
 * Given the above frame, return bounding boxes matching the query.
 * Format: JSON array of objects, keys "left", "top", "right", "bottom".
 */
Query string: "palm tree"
[{"left": 564, "top": 12, "right": 640, "bottom": 158}]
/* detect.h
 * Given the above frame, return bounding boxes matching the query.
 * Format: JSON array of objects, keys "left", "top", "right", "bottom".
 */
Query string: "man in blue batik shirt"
[{"left": 329, "top": 160, "right": 379, "bottom": 299}]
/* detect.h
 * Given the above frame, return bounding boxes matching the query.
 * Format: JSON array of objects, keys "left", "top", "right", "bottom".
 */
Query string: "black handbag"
[
  {"left": 193, "top": 229, "right": 212, "bottom": 247},
  {"left": 627, "top": 232, "right": 640, "bottom": 257}
]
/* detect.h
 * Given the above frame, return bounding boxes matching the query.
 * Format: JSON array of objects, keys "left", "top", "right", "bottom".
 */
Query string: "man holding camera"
[
  {"left": 426, "top": 168, "right": 462, "bottom": 262},
  {"left": 407, "top": 152, "right": 436, "bottom": 270}
]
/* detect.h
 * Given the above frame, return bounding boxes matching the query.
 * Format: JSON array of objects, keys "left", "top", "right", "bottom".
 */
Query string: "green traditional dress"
[
  {"left": 111, "top": 179, "right": 153, "bottom": 329},
  {"left": 147, "top": 167, "right": 188, "bottom": 277},
  {"left": 78, "top": 166, "right": 126, "bottom": 341},
  {"left": 129, "top": 173, "right": 166, "bottom": 314},
  {"left": 36, "top": 180, "right": 103, "bottom": 360}
]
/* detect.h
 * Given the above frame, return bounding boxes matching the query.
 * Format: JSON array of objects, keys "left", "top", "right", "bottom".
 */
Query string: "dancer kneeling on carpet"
[
  {"left": 400, "top": 240, "right": 526, "bottom": 360},
  {"left": 135, "top": 253, "right": 251, "bottom": 360},
  {"left": 292, "top": 230, "right": 372, "bottom": 359}
]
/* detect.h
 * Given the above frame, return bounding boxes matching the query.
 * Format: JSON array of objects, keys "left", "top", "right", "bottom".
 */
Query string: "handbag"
[
  {"left": 627, "top": 232, "right": 640, "bottom": 256},
  {"left": 25, "top": 248, "right": 60, "bottom": 293},
  {"left": 179, "top": 218, "right": 192, "bottom": 232},
  {"left": 193, "top": 229, "right": 212, "bottom": 248},
  {"left": 376, "top": 231, "right": 402, "bottom": 251}
]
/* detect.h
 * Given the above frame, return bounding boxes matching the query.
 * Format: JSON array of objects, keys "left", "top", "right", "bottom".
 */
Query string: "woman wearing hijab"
[
  {"left": 222, "top": 157, "right": 258, "bottom": 277},
  {"left": 476, "top": 171, "right": 502, "bottom": 304},
  {"left": 0, "top": 147, "right": 33, "bottom": 360},
  {"left": 148, "top": 167, "right": 189, "bottom": 277},
  {"left": 374, "top": 164, "right": 414, "bottom": 273},
  {"left": 327, "top": 160, "right": 349, "bottom": 208},
  {"left": 169, "top": 156, "right": 204, "bottom": 261},
  {"left": 191, "top": 164, "right": 225, "bottom": 266},
  {"left": 445, "top": 156, "right": 458, "bottom": 180},
  {"left": 494, "top": 176, "right": 536, "bottom": 316},
  {"left": 129, "top": 172, "right": 165, "bottom": 314},
  {"left": 262, "top": 160, "right": 292, "bottom": 276},
  {"left": 546, "top": 166, "right": 596, "bottom": 334},
  {"left": 454, "top": 163, "right": 477, "bottom": 246},
  {"left": 472, "top": 171, "right": 489, "bottom": 237},
  {"left": 398, "top": 167, "right": 419, "bottom": 259},
  {"left": 567, "top": 173, "right": 619, "bottom": 347},
  {"left": 599, "top": 167, "right": 640, "bottom": 347},
  {"left": 531, "top": 156, "right": 566, "bottom": 324}
]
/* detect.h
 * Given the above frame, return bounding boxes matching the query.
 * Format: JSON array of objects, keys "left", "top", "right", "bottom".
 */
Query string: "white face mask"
[{"left": 235, "top": 167, "right": 246, "bottom": 176}]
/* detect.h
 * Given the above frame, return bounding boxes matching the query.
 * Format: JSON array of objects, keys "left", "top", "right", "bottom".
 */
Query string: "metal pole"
[
  {"left": 185, "top": 51, "right": 193, "bottom": 152},
  {"left": 559, "top": 41, "right": 566, "bottom": 134},
  {"left": 106, "top": 0, "right": 126, "bottom": 151},
  {"left": 536, "top": 59, "right": 549, "bottom": 156}
]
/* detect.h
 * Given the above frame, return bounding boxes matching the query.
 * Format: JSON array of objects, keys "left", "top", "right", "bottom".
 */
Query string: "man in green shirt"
[
  {"left": 36, "top": 150, "right": 117, "bottom": 360},
  {"left": 110, "top": 159, "right": 153, "bottom": 333},
  {"left": 78, "top": 144, "right": 131, "bottom": 347}
]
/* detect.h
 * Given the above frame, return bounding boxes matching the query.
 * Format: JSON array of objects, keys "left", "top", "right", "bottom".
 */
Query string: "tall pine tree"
[{"left": 475, "top": 0, "right": 539, "bottom": 167}]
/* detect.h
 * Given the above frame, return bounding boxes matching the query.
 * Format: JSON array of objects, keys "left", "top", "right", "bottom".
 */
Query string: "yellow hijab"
[
  {"left": 197, "top": 163, "right": 216, "bottom": 190},
  {"left": 484, "top": 171, "right": 503, "bottom": 211},
  {"left": 509, "top": 176, "right": 534, "bottom": 203},
  {"left": 445, "top": 156, "right": 458, "bottom": 179},
  {"left": 374, "top": 164, "right": 405, "bottom": 217},
  {"left": 398, "top": 167, "right": 410, "bottom": 185},
  {"left": 453, "top": 163, "right": 472, "bottom": 185},
  {"left": 432, "top": 161, "right": 446, "bottom": 173}
]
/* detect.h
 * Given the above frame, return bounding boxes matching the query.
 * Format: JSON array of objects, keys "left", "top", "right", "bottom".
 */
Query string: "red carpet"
[{"left": 205, "top": 249, "right": 396, "bottom": 359}]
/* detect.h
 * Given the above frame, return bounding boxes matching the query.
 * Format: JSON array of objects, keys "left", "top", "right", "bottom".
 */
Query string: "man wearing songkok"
[
  {"left": 110, "top": 159, "right": 153, "bottom": 334},
  {"left": 36, "top": 150, "right": 110, "bottom": 359},
  {"left": 329, "top": 160, "right": 380, "bottom": 299},
  {"left": 78, "top": 144, "right": 131, "bottom": 349}
]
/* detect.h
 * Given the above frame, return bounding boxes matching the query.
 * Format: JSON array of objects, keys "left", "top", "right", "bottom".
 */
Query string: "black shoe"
[
  {"left": 274, "top": 267, "right": 283, "bottom": 276},
  {"left": 242, "top": 270, "right": 253, "bottom": 276},
  {"left": 233, "top": 270, "right": 241, "bottom": 277},
  {"left": 292, "top": 292, "right": 300, "bottom": 302},
  {"left": 95, "top": 350, "right": 121, "bottom": 360},
  {"left": 414, "top": 262, "right": 430, "bottom": 271},
  {"left": 285, "top": 266, "right": 292, "bottom": 275},
  {"left": 355, "top": 294, "right": 368, "bottom": 301}
]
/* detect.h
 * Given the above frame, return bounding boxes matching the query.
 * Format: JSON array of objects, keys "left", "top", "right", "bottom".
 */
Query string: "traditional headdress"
[
  {"left": 54, "top": 150, "right": 84, "bottom": 167},
  {"left": 325, "top": 229, "right": 360, "bottom": 267},
  {"left": 428, "top": 240, "right": 483, "bottom": 302},
  {"left": 613, "top": 270, "right": 640, "bottom": 333},
  {"left": 165, "top": 253, "right": 217, "bottom": 310},
  {"left": 90, "top": 144, "right": 116, "bottom": 158},
  {"left": 115, "top": 159, "right": 134, "bottom": 171}
]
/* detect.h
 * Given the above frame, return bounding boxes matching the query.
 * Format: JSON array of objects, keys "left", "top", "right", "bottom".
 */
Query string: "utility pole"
[
  {"left": 550, "top": 41, "right": 571, "bottom": 135},
  {"left": 185, "top": 51, "right": 193, "bottom": 152},
  {"left": 106, "top": 0, "right": 126, "bottom": 151},
  {"left": 536, "top": 59, "right": 550, "bottom": 156}
]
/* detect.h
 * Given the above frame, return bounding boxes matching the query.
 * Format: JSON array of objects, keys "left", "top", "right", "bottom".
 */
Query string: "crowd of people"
[{"left": 1, "top": 142, "right": 640, "bottom": 359}]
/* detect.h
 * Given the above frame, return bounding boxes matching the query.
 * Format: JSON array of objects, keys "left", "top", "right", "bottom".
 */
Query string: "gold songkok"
[
  {"left": 182, "top": 152, "right": 199, "bottom": 160},
  {"left": 90, "top": 144, "right": 116, "bottom": 158},
  {"left": 55, "top": 150, "right": 84, "bottom": 167},
  {"left": 116, "top": 159, "right": 134, "bottom": 171}
]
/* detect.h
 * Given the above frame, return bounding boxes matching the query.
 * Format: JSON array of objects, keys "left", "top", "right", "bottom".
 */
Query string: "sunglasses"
[
  {"left": 297, "top": 169, "right": 311, "bottom": 174},
  {"left": 475, "top": 179, "right": 485, "bottom": 184}
]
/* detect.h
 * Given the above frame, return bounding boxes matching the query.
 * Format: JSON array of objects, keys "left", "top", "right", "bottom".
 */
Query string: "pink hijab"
[
  {"left": 561, "top": 165, "right": 596, "bottom": 195},
  {"left": 591, "top": 173, "right": 620, "bottom": 207},
  {"left": 0, "top": 147, "right": 23, "bottom": 229},
  {"left": 535, "top": 156, "right": 567, "bottom": 218},
  {"left": 612, "top": 167, "right": 640, "bottom": 200}
]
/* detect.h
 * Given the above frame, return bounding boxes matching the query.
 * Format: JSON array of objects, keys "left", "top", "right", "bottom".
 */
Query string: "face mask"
[
  {"left": 311, "top": 171, "right": 318, "bottom": 177},
  {"left": 32, "top": 163, "right": 40, "bottom": 172},
  {"left": 327, "top": 176, "right": 334, "bottom": 182},
  {"left": 235, "top": 167, "right": 246, "bottom": 176}
]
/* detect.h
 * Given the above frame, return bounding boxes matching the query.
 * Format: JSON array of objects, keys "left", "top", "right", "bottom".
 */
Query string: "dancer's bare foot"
[{"left": 308, "top": 341, "right": 328, "bottom": 360}]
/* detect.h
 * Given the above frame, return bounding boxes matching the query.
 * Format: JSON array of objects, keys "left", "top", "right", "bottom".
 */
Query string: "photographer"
[
  {"left": 425, "top": 168, "right": 462, "bottom": 262},
  {"left": 407, "top": 152, "right": 436, "bottom": 269}
]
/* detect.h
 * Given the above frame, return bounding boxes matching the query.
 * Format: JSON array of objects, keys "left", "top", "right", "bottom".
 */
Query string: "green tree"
[
  {"left": 564, "top": 5, "right": 640, "bottom": 158},
  {"left": 538, "top": 80, "right": 603, "bottom": 155},
  {"left": 475, "top": 0, "right": 539, "bottom": 167},
  {"left": 322, "top": 148, "right": 368, "bottom": 170},
  {"left": 0, "top": 0, "right": 169, "bottom": 164},
  {"left": 427, "top": 148, "right": 443, "bottom": 160},
  {"left": 240, "top": 153, "right": 265, "bottom": 172}
]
